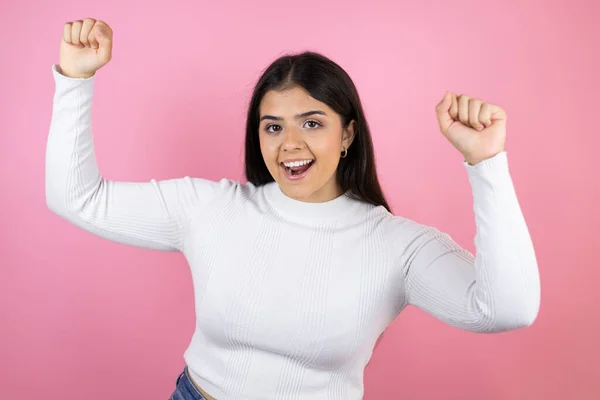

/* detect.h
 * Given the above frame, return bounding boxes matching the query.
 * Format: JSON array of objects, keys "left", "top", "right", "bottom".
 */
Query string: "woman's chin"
[
  {"left": 279, "top": 182, "right": 313, "bottom": 201},
  {"left": 272, "top": 164, "right": 336, "bottom": 202}
]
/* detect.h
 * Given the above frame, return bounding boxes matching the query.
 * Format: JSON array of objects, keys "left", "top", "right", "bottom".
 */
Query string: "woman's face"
[{"left": 258, "top": 86, "right": 355, "bottom": 203}]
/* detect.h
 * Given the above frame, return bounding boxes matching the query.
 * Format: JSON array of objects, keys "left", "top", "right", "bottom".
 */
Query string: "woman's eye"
[
  {"left": 266, "top": 124, "right": 281, "bottom": 133},
  {"left": 304, "top": 120, "right": 321, "bottom": 129}
]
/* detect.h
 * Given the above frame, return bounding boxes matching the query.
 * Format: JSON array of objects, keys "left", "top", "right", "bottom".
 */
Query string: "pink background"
[{"left": 1, "top": 0, "right": 598, "bottom": 398}]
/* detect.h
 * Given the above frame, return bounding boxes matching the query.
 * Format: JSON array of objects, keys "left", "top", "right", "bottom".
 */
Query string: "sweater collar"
[{"left": 263, "top": 182, "right": 358, "bottom": 221}]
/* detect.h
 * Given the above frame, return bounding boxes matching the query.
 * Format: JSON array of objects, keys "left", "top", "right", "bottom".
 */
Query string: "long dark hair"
[{"left": 244, "top": 51, "right": 391, "bottom": 213}]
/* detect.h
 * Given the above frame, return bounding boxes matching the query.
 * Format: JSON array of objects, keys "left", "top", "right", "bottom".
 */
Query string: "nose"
[{"left": 282, "top": 126, "right": 304, "bottom": 151}]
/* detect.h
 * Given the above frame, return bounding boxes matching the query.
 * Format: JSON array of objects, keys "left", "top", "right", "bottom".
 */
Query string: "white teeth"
[{"left": 283, "top": 159, "right": 313, "bottom": 168}]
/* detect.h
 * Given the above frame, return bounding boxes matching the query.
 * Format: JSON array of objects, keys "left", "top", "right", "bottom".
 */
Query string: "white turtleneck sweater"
[{"left": 45, "top": 64, "right": 540, "bottom": 400}]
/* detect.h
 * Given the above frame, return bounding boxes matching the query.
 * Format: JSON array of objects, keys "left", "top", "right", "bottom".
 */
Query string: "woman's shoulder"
[
  {"left": 184, "top": 176, "right": 261, "bottom": 200},
  {"left": 357, "top": 201, "right": 431, "bottom": 238}
]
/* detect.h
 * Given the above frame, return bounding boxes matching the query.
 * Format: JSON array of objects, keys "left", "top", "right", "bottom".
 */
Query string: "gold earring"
[{"left": 341, "top": 148, "right": 348, "bottom": 158}]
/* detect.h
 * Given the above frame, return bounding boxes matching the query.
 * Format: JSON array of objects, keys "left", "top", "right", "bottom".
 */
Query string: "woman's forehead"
[{"left": 260, "top": 87, "right": 331, "bottom": 116}]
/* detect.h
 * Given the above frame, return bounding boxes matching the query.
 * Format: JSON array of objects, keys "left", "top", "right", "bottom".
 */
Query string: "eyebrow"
[{"left": 259, "top": 110, "right": 327, "bottom": 122}]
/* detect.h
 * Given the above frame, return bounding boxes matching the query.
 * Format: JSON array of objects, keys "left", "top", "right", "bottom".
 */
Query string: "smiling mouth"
[{"left": 281, "top": 160, "right": 315, "bottom": 179}]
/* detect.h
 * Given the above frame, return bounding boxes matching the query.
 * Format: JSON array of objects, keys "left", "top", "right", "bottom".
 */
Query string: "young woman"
[{"left": 47, "top": 18, "right": 540, "bottom": 400}]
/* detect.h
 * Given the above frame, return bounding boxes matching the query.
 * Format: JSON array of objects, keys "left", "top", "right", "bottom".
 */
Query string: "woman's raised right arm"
[{"left": 46, "top": 18, "right": 225, "bottom": 252}]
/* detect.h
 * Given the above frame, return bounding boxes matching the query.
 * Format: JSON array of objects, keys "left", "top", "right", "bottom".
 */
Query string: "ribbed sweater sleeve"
[
  {"left": 403, "top": 152, "right": 541, "bottom": 333},
  {"left": 45, "top": 64, "right": 219, "bottom": 251}
]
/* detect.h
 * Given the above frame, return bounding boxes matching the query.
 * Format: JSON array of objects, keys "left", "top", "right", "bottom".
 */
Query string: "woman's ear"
[{"left": 342, "top": 120, "right": 357, "bottom": 149}]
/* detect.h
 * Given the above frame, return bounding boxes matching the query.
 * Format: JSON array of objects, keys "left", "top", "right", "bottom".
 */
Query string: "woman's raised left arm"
[{"left": 402, "top": 93, "right": 541, "bottom": 333}]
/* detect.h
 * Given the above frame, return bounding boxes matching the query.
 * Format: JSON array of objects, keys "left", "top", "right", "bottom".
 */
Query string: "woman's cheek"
[{"left": 313, "top": 136, "right": 342, "bottom": 163}]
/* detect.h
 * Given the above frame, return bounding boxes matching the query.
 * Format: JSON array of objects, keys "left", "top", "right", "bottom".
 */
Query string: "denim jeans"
[{"left": 169, "top": 366, "right": 207, "bottom": 400}]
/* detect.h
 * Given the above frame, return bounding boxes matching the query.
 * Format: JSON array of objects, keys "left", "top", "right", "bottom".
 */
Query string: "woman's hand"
[
  {"left": 435, "top": 92, "right": 507, "bottom": 165},
  {"left": 59, "top": 18, "right": 113, "bottom": 79}
]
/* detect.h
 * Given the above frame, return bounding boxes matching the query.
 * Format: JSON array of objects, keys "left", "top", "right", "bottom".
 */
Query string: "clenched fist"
[
  {"left": 436, "top": 92, "right": 507, "bottom": 165},
  {"left": 59, "top": 18, "right": 113, "bottom": 79}
]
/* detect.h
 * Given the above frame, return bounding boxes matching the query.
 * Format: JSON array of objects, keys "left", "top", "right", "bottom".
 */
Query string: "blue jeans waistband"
[{"left": 171, "top": 366, "right": 207, "bottom": 400}]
